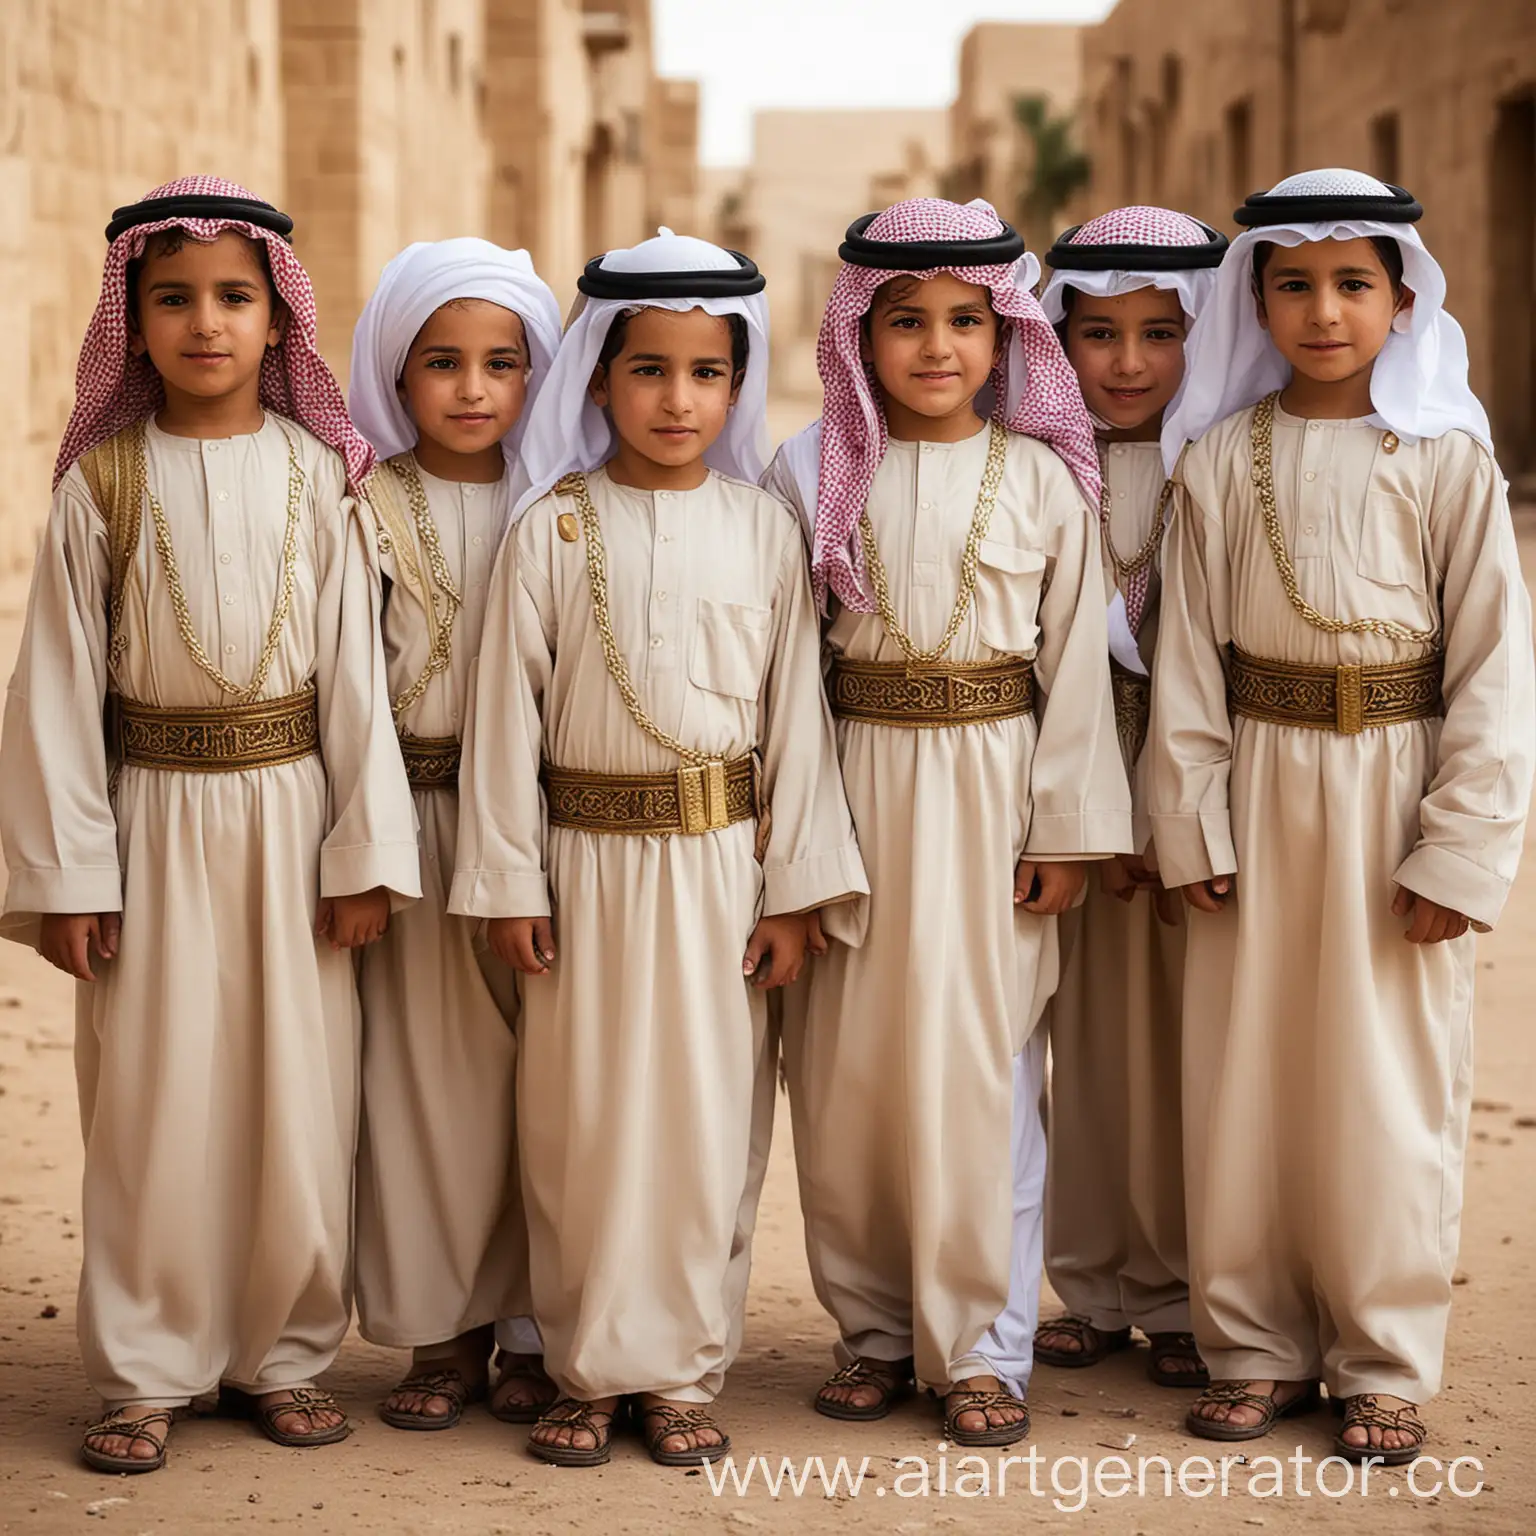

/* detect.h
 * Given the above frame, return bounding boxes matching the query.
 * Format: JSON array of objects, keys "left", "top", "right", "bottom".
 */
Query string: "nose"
[
  {"left": 189, "top": 294, "right": 221, "bottom": 338},
  {"left": 661, "top": 372, "right": 691, "bottom": 416},
  {"left": 1312, "top": 286, "right": 1343, "bottom": 328},
  {"left": 457, "top": 366, "right": 488, "bottom": 403},
  {"left": 1114, "top": 335, "right": 1146, "bottom": 377}
]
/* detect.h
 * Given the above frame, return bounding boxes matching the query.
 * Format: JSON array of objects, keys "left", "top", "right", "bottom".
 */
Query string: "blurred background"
[{"left": 0, "top": 0, "right": 1532, "bottom": 566}]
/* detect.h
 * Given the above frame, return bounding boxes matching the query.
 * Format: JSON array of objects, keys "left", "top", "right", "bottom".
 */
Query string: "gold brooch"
[
  {"left": 557, "top": 512, "right": 580, "bottom": 543},
  {"left": 1382, "top": 431, "right": 1400, "bottom": 454}
]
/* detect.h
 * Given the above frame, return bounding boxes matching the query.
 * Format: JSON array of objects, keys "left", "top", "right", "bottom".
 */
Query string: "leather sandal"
[
  {"left": 1185, "top": 1379, "right": 1321, "bottom": 1442},
  {"left": 813, "top": 1355, "right": 915, "bottom": 1421},
  {"left": 527, "top": 1396, "right": 617, "bottom": 1468},
  {"left": 221, "top": 1384, "right": 351, "bottom": 1447},
  {"left": 378, "top": 1366, "right": 484, "bottom": 1431},
  {"left": 943, "top": 1389, "right": 1031, "bottom": 1448},
  {"left": 81, "top": 1407, "right": 175, "bottom": 1473},
  {"left": 1147, "top": 1331, "right": 1211, "bottom": 1389},
  {"left": 489, "top": 1349, "right": 559, "bottom": 1425},
  {"left": 1033, "top": 1315, "right": 1133, "bottom": 1369},
  {"left": 1333, "top": 1393, "right": 1427, "bottom": 1466},
  {"left": 638, "top": 1400, "right": 732, "bottom": 1466}
]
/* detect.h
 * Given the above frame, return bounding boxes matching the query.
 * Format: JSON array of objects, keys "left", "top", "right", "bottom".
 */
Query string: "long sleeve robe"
[
  {"left": 450, "top": 465, "right": 866, "bottom": 1403},
  {"left": 1041, "top": 437, "right": 1192, "bottom": 1339},
  {"left": 354, "top": 463, "right": 532, "bottom": 1351},
  {"left": 1147, "top": 403, "right": 1535, "bottom": 1399},
  {"left": 769, "top": 427, "right": 1132, "bottom": 1393},
  {"left": 0, "top": 413, "right": 420, "bottom": 1405}
]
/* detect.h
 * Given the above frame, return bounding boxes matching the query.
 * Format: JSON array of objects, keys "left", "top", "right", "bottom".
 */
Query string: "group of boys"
[{"left": 1, "top": 164, "right": 1528, "bottom": 1478}]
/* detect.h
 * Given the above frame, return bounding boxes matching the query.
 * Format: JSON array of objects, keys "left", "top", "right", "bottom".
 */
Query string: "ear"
[
  {"left": 266, "top": 301, "right": 288, "bottom": 351},
  {"left": 1252, "top": 282, "right": 1270, "bottom": 334},
  {"left": 126, "top": 312, "right": 148, "bottom": 359},
  {"left": 588, "top": 364, "right": 610, "bottom": 409},
  {"left": 1391, "top": 283, "right": 1417, "bottom": 334},
  {"left": 728, "top": 368, "right": 745, "bottom": 409}
]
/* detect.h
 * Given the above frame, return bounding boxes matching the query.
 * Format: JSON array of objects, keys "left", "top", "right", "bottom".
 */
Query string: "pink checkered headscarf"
[
  {"left": 55, "top": 175, "right": 374, "bottom": 493},
  {"left": 812, "top": 197, "right": 1099, "bottom": 613}
]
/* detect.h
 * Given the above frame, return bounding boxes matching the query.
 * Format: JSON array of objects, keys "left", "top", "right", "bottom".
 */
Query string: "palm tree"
[{"left": 1013, "top": 93, "right": 1091, "bottom": 249}]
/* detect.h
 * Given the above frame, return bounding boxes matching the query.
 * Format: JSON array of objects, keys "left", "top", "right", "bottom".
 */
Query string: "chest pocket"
[
  {"left": 1357, "top": 494, "right": 1428, "bottom": 595},
  {"left": 690, "top": 597, "right": 772, "bottom": 700},
  {"left": 973, "top": 539, "right": 1048, "bottom": 656}
]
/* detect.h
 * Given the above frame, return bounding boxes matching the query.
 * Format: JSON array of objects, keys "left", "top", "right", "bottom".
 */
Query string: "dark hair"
[
  {"left": 596, "top": 307, "right": 749, "bottom": 377},
  {"left": 125, "top": 227, "right": 281, "bottom": 327},
  {"left": 1250, "top": 235, "right": 1405, "bottom": 296}
]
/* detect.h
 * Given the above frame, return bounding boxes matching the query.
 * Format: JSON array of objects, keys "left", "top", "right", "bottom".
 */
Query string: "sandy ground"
[{"left": 1, "top": 517, "right": 1535, "bottom": 1535}]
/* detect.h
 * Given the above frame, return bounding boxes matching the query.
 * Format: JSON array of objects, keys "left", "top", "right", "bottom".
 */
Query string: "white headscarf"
[
  {"left": 512, "top": 228, "right": 771, "bottom": 519},
  {"left": 1162, "top": 169, "right": 1492, "bottom": 472},
  {"left": 348, "top": 237, "right": 563, "bottom": 477}
]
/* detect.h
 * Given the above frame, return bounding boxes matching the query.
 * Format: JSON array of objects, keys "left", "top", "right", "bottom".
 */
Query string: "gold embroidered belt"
[
  {"left": 827, "top": 656, "right": 1035, "bottom": 729},
  {"left": 109, "top": 685, "right": 320, "bottom": 772},
  {"left": 542, "top": 754, "right": 758, "bottom": 836},
  {"left": 1227, "top": 644, "right": 1443, "bottom": 734},
  {"left": 399, "top": 731, "right": 461, "bottom": 790},
  {"left": 1110, "top": 658, "right": 1152, "bottom": 762}
]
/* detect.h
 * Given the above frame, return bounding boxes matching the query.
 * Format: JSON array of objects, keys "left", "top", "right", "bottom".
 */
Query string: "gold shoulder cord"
[
  {"left": 1251, "top": 391, "right": 1437, "bottom": 646},
  {"left": 554, "top": 471, "right": 739, "bottom": 833},
  {"left": 371, "top": 454, "right": 464, "bottom": 719},
  {"left": 1097, "top": 444, "right": 1173, "bottom": 584},
  {"left": 76, "top": 422, "right": 145, "bottom": 683},
  {"left": 857, "top": 419, "right": 1008, "bottom": 665}
]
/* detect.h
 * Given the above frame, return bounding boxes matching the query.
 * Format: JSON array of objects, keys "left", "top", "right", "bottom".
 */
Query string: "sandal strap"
[
  {"left": 536, "top": 1397, "right": 613, "bottom": 1433},
  {"left": 1035, "top": 1315, "right": 1101, "bottom": 1344},
  {"left": 1339, "top": 1394, "right": 1426, "bottom": 1436},
  {"left": 387, "top": 1368, "right": 471, "bottom": 1408},
  {"left": 1193, "top": 1381, "right": 1282, "bottom": 1415},
  {"left": 822, "top": 1359, "right": 902, "bottom": 1390},
  {"left": 639, "top": 1402, "right": 723, "bottom": 1452},
  {"left": 85, "top": 1409, "right": 174, "bottom": 1450},
  {"left": 256, "top": 1387, "right": 343, "bottom": 1431},
  {"left": 944, "top": 1389, "right": 1025, "bottom": 1433}
]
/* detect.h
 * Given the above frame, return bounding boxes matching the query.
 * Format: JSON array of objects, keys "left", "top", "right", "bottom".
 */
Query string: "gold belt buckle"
[
  {"left": 677, "top": 761, "right": 730, "bottom": 834},
  {"left": 1335, "top": 663, "right": 1364, "bottom": 734}
]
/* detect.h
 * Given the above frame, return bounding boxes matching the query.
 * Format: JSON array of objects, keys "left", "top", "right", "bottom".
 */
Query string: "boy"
[
  {"left": 450, "top": 231, "right": 866, "bottom": 1466},
  {"left": 0, "top": 177, "right": 419, "bottom": 1472},
  {"left": 765, "top": 198, "right": 1131, "bottom": 1447},
  {"left": 1026, "top": 208, "right": 1225, "bottom": 1391},
  {"left": 1151, "top": 169, "right": 1535, "bottom": 1462},
  {"left": 348, "top": 238, "right": 562, "bottom": 1429}
]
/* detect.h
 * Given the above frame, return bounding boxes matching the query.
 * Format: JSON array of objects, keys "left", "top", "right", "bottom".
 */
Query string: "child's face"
[
  {"left": 128, "top": 231, "right": 283, "bottom": 401},
  {"left": 1064, "top": 286, "right": 1188, "bottom": 433},
  {"left": 1256, "top": 236, "right": 1409, "bottom": 387},
  {"left": 398, "top": 300, "right": 529, "bottom": 460},
  {"left": 588, "top": 306, "right": 742, "bottom": 470},
  {"left": 864, "top": 273, "right": 1001, "bottom": 423}
]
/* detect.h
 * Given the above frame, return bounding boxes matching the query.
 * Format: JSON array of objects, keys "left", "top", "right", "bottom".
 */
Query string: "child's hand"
[
  {"left": 1391, "top": 886, "right": 1471, "bottom": 944},
  {"left": 1181, "top": 875, "right": 1234, "bottom": 914},
  {"left": 1014, "top": 860, "right": 1086, "bottom": 915},
  {"left": 317, "top": 887, "right": 391, "bottom": 949},
  {"left": 39, "top": 912, "right": 120, "bottom": 981},
  {"left": 806, "top": 910, "right": 829, "bottom": 957},
  {"left": 744, "top": 914, "right": 809, "bottom": 989},
  {"left": 488, "top": 916, "right": 556, "bottom": 974},
  {"left": 1108, "top": 853, "right": 1182, "bottom": 927}
]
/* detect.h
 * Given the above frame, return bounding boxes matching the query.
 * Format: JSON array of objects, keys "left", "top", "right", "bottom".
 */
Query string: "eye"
[
  {"left": 630, "top": 363, "right": 664, "bottom": 376},
  {"left": 157, "top": 294, "right": 187, "bottom": 307},
  {"left": 425, "top": 357, "right": 456, "bottom": 370},
  {"left": 1275, "top": 279, "right": 1311, "bottom": 293},
  {"left": 1340, "top": 279, "right": 1372, "bottom": 293},
  {"left": 694, "top": 366, "right": 725, "bottom": 380},
  {"left": 952, "top": 314, "right": 983, "bottom": 328},
  {"left": 1082, "top": 327, "right": 1115, "bottom": 342},
  {"left": 1145, "top": 328, "right": 1181, "bottom": 342},
  {"left": 487, "top": 358, "right": 520, "bottom": 372},
  {"left": 889, "top": 315, "right": 921, "bottom": 329},
  {"left": 222, "top": 290, "right": 253, "bottom": 305}
]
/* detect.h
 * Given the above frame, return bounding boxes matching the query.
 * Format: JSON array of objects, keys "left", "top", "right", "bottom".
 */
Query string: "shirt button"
[
  {"left": 1304, "top": 471, "right": 1317, "bottom": 482},
  {"left": 217, "top": 490, "right": 229, "bottom": 502},
  {"left": 920, "top": 501, "right": 932, "bottom": 511},
  {"left": 224, "top": 643, "right": 236, "bottom": 655},
  {"left": 206, "top": 443, "right": 220, "bottom": 453},
  {"left": 464, "top": 486, "right": 477, "bottom": 497},
  {"left": 1116, "top": 490, "right": 1127, "bottom": 499},
  {"left": 1307, "top": 421, "right": 1321, "bottom": 432},
  {"left": 658, "top": 490, "right": 672, "bottom": 500},
  {"left": 658, "top": 534, "right": 671, "bottom": 544},
  {"left": 650, "top": 635, "right": 664, "bottom": 649},
  {"left": 219, "top": 553, "right": 232, "bottom": 565},
  {"left": 223, "top": 594, "right": 235, "bottom": 606},
  {"left": 1112, "top": 444, "right": 1125, "bottom": 455},
  {"left": 472, "top": 535, "right": 483, "bottom": 546},
  {"left": 1304, "top": 524, "right": 1316, "bottom": 535},
  {"left": 920, "top": 444, "right": 932, "bottom": 454}
]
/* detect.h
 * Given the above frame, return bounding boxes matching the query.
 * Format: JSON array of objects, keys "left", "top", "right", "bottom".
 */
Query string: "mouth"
[
  {"left": 1103, "top": 387, "right": 1152, "bottom": 401},
  {"left": 182, "top": 352, "right": 231, "bottom": 364},
  {"left": 1300, "top": 341, "right": 1349, "bottom": 351},
  {"left": 449, "top": 413, "right": 496, "bottom": 425},
  {"left": 912, "top": 371, "right": 961, "bottom": 383},
  {"left": 652, "top": 426, "right": 698, "bottom": 439}
]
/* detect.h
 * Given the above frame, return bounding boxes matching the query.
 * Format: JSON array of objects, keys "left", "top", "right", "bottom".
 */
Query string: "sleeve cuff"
[
  {"left": 1393, "top": 843, "right": 1511, "bottom": 931},
  {"left": 447, "top": 868, "right": 552, "bottom": 919},
  {"left": 1024, "top": 810, "right": 1134, "bottom": 858},
  {"left": 1150, "top": 811, "right": 1237, "bottom": 888},
  {"left": 320, "top": 843, "right": 423, "bottom": 904},
  {"left": 2, "top": 866, "right": 123, "bottom": 916},
  {"left": 762, "top": 842, "right": 870, "bottom": 917}
]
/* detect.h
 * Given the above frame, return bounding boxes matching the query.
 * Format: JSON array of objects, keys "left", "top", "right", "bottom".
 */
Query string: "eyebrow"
[
  {"left": 626, "top": 351, "right": 732, "bottom": 365},
  {"left": 419, "top": 344, "right": 524, "bottom": 356},
  {"left": 147, "top": 277, "right": 261, "bottom": 292}
]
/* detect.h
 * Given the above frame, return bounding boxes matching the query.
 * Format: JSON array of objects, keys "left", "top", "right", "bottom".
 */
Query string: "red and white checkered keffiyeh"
[
  {"left": 55, "top": 175, "right": 374, "bottom": 493},
  {"left": 812, "top": 197, "right": 1099, "bottom": 613}
]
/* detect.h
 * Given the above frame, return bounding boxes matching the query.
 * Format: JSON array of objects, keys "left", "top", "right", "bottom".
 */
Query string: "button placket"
[
  {"left": 207, "top": 442, "right": 240, "bottom": 661},
  {"left": 1292, "top": 422, "right": 1327, "bottom": 561},
  {"left": 910, "top": 447, "right": 941, "bottom": 590},
  {"left": 648, "top": 491, "right": 683, "bottom": 678}
]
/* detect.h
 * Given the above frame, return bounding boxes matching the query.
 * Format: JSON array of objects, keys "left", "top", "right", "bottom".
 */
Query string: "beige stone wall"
[
  {"left": 739, "top": 109, "right": 950, "bottom": 398},
  {"left": 1082, "top": 0, "right": 1536, "bottom": 469},
  {"left": 0, "top": 0, "right": 285, "bottom": 563},
  {"left": 650, "top": 77, "right": 700, "bottom": 237}
]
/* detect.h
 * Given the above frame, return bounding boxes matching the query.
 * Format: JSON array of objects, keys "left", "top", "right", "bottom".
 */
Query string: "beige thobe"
[
  {"left": 1148, "top": 404, "right": 1535, "bottom": 1400},
  {"left": 0, "top": 414, "right": 420, "bottom": 1406},
  {"left": 771, "top": 428, "right": 1133, "bottom": 1392},
  {"left": 355, "top": 464, "right": 530, "bottom": 1350},
  {"left": 1044, "top": 438, "right": 1191, "bottom": 1336},
  {"left": 450, "top": 466, "right": 866, "bottom": 1403}
]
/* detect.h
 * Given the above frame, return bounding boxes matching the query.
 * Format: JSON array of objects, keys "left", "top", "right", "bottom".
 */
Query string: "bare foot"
[
  {"left": 382, "top": 1329, "right": 491, "bottom": 1425},
  {"left": 1340, "top": 1393, "right": 1425, "bottom": 1455},
  {"left": 816, "top": 1356, "right": 908, "bottom": 1413},
  {"left": 1191, "top": 1379, "right": 1308, "bottom": 1431},
  {"left": 947, "top": 1373, "right": 1027, "bottom": 1437},
  {"left": 491, "top": 1351, "right": 557, "bottom": 1418},
  {"left": 83, "top": 1404, "right": 174, "bottom": 1465},
  {"left": 637, "top": 1394, "right": 727, "bottom": 1457},
  {"left": 257, "top": 1389, "right": 347, "bottom": 1440},
  {"left": 529, "top": 1395, "right": 618, "bottom": 1455}
]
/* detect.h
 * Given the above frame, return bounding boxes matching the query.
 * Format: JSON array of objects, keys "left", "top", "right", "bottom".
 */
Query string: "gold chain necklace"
[
  {"left": 858, "top": 420, "right": 1008, "bottom": 665},
  {"left": 1097, "top": 443, "right": 1172, "bottom": 583},
  {"left": 1250, "top": 391, "right": 1437, "bottom": 644},
  {"left": 385, "top": 454, "right": 465, "bottom": 718},
  {"left": 140, "top": 417, "right": 307, "bottom": 702},
  {"left": 558, "top": 470, "right": 716, "bottom": 768}
]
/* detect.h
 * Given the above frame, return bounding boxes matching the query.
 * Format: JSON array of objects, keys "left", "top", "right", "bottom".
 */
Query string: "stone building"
[
  {"left": 726, "top": 109, "right": 950, "bottom": 401},
  {"left": 1081, "top": 0, "right": 1536, "bottom": 471},
  {"left": 0, "top": 0, "right": 697, "bottom": 562}
]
